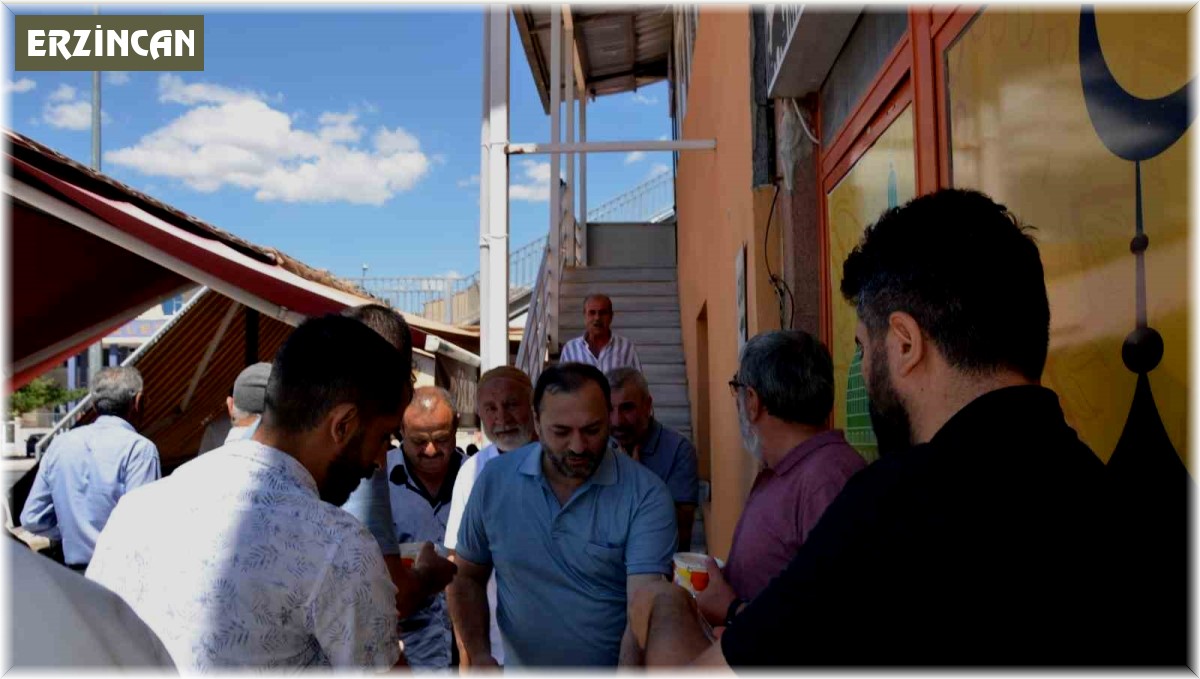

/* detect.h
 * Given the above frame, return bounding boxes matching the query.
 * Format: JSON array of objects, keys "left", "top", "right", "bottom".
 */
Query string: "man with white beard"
[
  {"left": 443, "top": 366, "right": 538, "bottom": 667},
  {"left": 694, "top": 330, "right": 865, "bottom": 631}
]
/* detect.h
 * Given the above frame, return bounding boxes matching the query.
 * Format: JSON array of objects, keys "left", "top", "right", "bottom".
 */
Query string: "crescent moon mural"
[
  {"left": 1079, "top": 5, "right": 1190, "bottom": 477},
  {"left": 1079, "top": 5, "right": 1194, "bottom": 162}
]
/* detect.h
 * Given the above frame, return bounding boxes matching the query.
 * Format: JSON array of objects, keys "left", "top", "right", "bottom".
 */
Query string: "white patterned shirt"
[
  {"left": 87, "top": 439, "right": 401, "bottom": 672},
  {"left": 559, "top": 333, "right": 642, "bottom": 373}
]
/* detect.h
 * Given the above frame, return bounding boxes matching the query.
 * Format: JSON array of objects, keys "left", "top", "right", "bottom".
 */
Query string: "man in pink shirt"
[{"left": 697, "top": 330, "right": 866, "bottom": 628}]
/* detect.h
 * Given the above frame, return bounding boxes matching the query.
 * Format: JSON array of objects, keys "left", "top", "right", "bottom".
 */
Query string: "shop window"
[
  {"left": 161, "top": 294, "right": 184, "bottom": 315},
  {"left": 825, "top": 105, "right": 916, "bottom": 462},
  {"left": 943, "top": 8, "right": 1191, "bottom": 463}
]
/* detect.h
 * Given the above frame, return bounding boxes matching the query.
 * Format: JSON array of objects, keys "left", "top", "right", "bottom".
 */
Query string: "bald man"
[{"left": 387, "top": 386, "right": 465, "bottom": 669}]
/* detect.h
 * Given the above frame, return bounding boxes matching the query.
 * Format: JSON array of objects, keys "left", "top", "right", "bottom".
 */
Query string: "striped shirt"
[{"left": 559, "top": 333, "right": 642, "bottom": 373}]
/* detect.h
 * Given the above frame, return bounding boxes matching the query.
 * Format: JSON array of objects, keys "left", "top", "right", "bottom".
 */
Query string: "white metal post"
[
  {"left": 579, "top": 91, "right": 587, "bottom": 267},
  {"left": 548, "top": 5, "right": 562, "bottom": 353},
  {"left": 564, "top": 19, "right": 575, "bottom": 268},
  {"left": 481, "top": 5, "right": 510, "bottom": 371},
  {"left": 478, "top": 7, "right": 492, "bottom": 368}
]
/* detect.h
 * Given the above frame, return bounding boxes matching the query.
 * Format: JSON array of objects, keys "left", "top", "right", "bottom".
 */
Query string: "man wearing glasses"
[
  {"left": 387, "top": 386, "right": 465, "bottom": 669},
  {"left": 695, "top": 330, "right": 864, "bottom": 633}
]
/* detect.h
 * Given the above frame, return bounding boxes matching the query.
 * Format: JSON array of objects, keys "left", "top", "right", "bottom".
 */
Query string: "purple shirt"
[{"left": 723, "top": 430, "right": 866, "bottom": 600}]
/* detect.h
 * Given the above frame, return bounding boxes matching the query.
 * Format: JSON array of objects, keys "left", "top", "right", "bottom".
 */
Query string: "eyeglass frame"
[{"left": 728, "top": 374, "right": 749, "bottom": 398}]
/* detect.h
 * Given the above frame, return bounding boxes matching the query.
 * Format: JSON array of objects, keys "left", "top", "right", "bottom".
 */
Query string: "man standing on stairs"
[
  {"left": 607, "top": 367, "right": 699, "bottom": 552},
  {"left": 560, "top": 294, "right": 643, "bottom": 373}
]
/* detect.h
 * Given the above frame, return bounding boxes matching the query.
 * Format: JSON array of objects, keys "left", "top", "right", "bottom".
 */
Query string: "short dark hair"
[
  {"left": 92, "top": 367, "right": 143, "bottom": 417},
  {"left": 342, "top": 303, "right": 413, "bottom": 381},
  {"left": 533, "top": 362, "right": 611, "bottom": 415},
  {"left": 840, "top": 188, "right": 1050, "bottom": 382},
  {"left": 737, "top": 330, "right": 833, "bottom": 426},
  {"left": 265, "top": 314, "right": 408, "bottom": 433}
]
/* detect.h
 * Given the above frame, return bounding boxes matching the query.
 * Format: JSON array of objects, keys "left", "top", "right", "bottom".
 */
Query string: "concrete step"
[
  {"left": 637, "top": 345, "right": 685, "bottom": 363},
  {"left": 560, "top": 310, "right": 681, "bottom": 330},
  {"left": 648, "top": 383, "right": 689, "bottom": 407},
  {"left": 561, "top": 295, "right": 679, "bottom": 313},
  {"left": 561, "top": 280, "right": 677, "bottom": 298},
  {"left": 655, "top": 406, "right": 692, "bottom": 429},
  {"left": 643, "top": 363, "right": 687, "bottom": 384},
  {"left": 563, "top": 267, "right": 677, "bottom": 283}
]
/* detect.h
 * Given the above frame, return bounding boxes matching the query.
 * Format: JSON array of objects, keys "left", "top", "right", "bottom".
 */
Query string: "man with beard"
[
  {"left": 448, "top": 363, "right": 676, "bottom": 667},
  {"left": 624, "top": 189, "right": 1128, "bottom": 666},
  {"left": 443, "top": 365, "right": 539, "bottom": 667},
  {"left": 559, "top": 294, "right": 643, "bottom": 372},
  {"left": 87, "top": 315, "right": 410, "bottom": 671},
  {"left": 606, "top": 368, "right": 699, "bottom": 551},
  {"left": 338, "top": 304, "right": 458, "bottom": 631},
  {"left": 694, "top": 330, "right": 864, "bottom": 630}
]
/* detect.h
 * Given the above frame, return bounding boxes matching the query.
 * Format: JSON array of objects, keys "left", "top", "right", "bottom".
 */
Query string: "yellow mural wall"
[
  {"left": 826, "top": 106, "right": 917, "bottom": 463},
  {"left": 946, "top": 9, "right": 1191, "bottom": 465}
]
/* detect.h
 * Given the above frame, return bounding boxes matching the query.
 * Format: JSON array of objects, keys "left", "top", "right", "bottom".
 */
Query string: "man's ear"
[
  {"left": 133, "top": 392, "right": 144, "bottom": 417},
  {"left": 326, "top": 403, "right": 359, "bottom": 446},
  {"left": 226, "top": 396, "right": 236, "bottom": 418},
  {"left": 887, "top": 311, "right": 926, "bottom": 379},
  {"left": 743, "top": 387, "right": 766, "bottom": 423}
]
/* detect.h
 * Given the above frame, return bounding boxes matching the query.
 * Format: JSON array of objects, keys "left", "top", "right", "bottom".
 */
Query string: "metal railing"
[
  {"left": 515, "top": 171, "right": 675, "bottom": 377},
  {"left": 585, "top": 170, "right": 674, "bottom": 223},
  {"left": 356, "top": 171, "right": 673, "bottom": 330}
]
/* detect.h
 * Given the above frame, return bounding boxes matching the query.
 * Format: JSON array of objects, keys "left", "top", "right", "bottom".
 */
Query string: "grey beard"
[{"left": 737, "top": 397, "right": 763, "bottom": 462}]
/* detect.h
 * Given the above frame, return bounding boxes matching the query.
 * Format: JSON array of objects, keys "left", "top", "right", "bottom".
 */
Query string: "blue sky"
[{"left": 4, "top": 6, "right": 674, "bottom": 280}]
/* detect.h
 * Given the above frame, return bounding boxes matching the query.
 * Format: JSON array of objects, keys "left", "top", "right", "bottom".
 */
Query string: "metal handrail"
[{"left": 585, "top": 170, "right": 674, "bottom": 223}]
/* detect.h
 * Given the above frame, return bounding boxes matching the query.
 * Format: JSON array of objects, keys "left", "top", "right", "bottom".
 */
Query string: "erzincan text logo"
[{"left": 15, "top": 15, "right": 204, "bottom": 71}]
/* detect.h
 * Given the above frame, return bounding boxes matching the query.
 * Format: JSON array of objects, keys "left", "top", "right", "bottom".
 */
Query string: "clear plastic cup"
[
  {"left": 398, "top": 541, "right": 448, "bottom": 568},
  {"left": 673, "top": 552, "right": 724, "bottom": 595}
]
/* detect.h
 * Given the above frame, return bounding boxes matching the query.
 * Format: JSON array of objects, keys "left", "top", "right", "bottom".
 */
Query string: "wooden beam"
[
  {"left": 562, "top": 5, "right": 588, "bottom": 100},
  {"left": 178, "top": 298, "right": 240, "bottom": 413}
]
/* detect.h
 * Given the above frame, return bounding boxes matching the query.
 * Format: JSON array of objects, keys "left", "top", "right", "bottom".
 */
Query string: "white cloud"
[
  {"left": 658, "top": 134, "right": 670, "bottom": 141},
  {"left": 106, "top": 71, "right": 131, "bottom": 86},
  {"left": 158, "top": 73, "right": 269, "bottom": 106},
  {"left": 317, "top": 111, "right": 363, "bottom": 144},
  {"left": 648, "top": 163, "right": 670, "bottom": 178},
  {"left": 42, "top": 84, "right": 108, "bottom": 130},
  {"left": 510, "top": 160, "right": 551, "bottom": 202},
  {"left": 44, "top": 101, "right": 93, "bottom": 130},
  {"left": 624, "top": 151, "right": 646, "bottom": 165},
  {"left": 374, "top": 127, "right": 420, "bottom": 154},
  {"left": 457, "top": 174, "right": 480, "bottom": 188},
  {"left": 49, "top": 84, "right": 76, "bottom": 102},
  {"left": 5, "top": 78, "right": 36, "bottom": 94},
  {"left": 106, "top": 76, "right": 430, "bottom": 206},
  {"left": 632, "top": 92, "right": 658, "bottom": 105},
  {"left": 431, "top": 153, "right": 448, "bottom": 166}
]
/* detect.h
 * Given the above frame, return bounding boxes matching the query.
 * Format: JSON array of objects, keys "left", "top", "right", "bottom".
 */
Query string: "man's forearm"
[
  {"left": 384, "top": 555, "right": 428, "bottom": 619},
  {"left": 447, "top": 574, "right": 493, "bottom": 662}
]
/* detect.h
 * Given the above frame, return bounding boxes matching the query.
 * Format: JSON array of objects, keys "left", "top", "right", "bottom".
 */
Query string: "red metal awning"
[{"left": 5, "top": 129, "right": 410, "bottom": 390}]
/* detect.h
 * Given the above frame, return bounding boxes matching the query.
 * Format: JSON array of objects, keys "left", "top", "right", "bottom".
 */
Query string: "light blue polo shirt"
[{"left": 456, "top": 442, "right": 677, "bottom": 667}]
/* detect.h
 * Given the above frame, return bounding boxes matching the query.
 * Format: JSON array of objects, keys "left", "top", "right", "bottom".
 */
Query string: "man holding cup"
[{"left": 387, "top": 386, "right": 464, "bottom": 669}]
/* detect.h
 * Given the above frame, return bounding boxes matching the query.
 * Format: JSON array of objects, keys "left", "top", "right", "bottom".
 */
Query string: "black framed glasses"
[{"left": 728, "top": 374, "right": 747, "bottom": 398}]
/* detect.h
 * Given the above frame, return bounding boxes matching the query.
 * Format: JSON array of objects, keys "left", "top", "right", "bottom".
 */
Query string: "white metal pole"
[
  {"left": 483, "top": 5, "right": 510, "bottom": 370},
  {"left": 564, "top": 20, "right": 575, "bottom": 268},
  {"left": 508, "top": 139, "right": 717, "bottom": 154},
  {"left": 548, "top": 4, "right": 562, "bottom": 353},
  {"left": 478, "top": 7, "right": 492, "bottom": 368},
  {"left": 580, "top": 91, "right": 588, "bottom": 267}
]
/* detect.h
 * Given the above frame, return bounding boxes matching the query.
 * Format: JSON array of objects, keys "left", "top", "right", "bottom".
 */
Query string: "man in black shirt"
[{"left": 627, "top": 189, "right": 1181, "bottom": 667}]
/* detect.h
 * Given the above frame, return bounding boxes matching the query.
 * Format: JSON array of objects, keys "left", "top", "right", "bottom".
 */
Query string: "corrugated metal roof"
[
  {"left": 513, "top": 6, "right": 672, "bottom": 113},
  {"left": 75, "top": 290, "right": 293, "bottom": 473}
]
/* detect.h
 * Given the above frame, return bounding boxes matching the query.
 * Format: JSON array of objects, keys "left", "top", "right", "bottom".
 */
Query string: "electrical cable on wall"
[{"left": 763, "top": 182, "right": 797, "bottom": 331}]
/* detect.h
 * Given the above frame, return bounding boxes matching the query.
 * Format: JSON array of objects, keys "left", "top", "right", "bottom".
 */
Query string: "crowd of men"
[{"left": 9, "top": 188, "right": 1186, "bottom": 671}]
